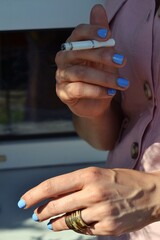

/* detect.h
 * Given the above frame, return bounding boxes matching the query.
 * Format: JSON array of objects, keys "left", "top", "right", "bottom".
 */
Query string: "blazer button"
[
  {"left": 144, "top": 81, "right": 152, "bottom": 100},
  {"left": 131, "top": 142, "right": 139, "bottom": 159}
]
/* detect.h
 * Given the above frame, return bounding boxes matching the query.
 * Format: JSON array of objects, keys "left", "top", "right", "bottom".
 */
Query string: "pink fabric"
[{"left": 97, "top": 0, "right": 160, "bottom": 239}]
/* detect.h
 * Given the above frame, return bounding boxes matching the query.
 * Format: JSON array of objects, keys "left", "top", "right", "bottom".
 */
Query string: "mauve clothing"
[{"left": 97, "top": 0, "right": 160, "bottom": 239}]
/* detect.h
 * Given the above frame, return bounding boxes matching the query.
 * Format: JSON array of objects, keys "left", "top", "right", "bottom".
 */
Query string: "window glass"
[{"left": 0, "top": 28, "right": 75, "bottom": 140}]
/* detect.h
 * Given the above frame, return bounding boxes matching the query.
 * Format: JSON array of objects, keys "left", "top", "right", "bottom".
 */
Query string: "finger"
[
  {"left": 90, "top": 4, "right": 109, "bottom": 28},
  {"left": 46, "top": 205, "right": 115, "bottom": 236},
  {"left": 89, "top": 4, "right": 110, "bottom": 42},
  {"left": 33, "top": 181, "right": 118, "bottom": 222},
  {"left": 19, "top": 169, "right": 84, "bottom": 209},
  {"left": 56, "top": 81, "right": 116, "bottom": 103},
  {"left": 67, "top": 5, "right": 110, "bottom": 43},
  {"left": 66, "top": 4, "right": 110, "bottom": 42},
  {"left": 56, "top": 47, "right": 126, "bottom": 70},
  {"left": 33, "top": 190, "right": 89, "bottom": 222},
  {"left": 67, "top": 23, "right": 110, "bottom": 43},
  {"left": 56, "top": 65, "right": 116, "bottom": 88},
  {"left": 46, "top": 204, "right": 120, "bottom": 236},
  {"left": 56, "top": 65, "right": 128, "bottom": 91},
  {"left": 46, "top": 207, "right": 97, "bottom": 232},
  {"left": 56, "top": 82, "right": 115, "bottom": 117}
]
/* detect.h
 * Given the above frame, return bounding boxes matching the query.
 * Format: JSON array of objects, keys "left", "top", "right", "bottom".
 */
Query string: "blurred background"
[{"left": 0, "top": 1, "right": 107, "bottom": 239}]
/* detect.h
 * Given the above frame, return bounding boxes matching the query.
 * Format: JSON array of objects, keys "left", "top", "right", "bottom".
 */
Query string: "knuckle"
[
  {"left": 56, "top": 82, "right": 82, "bottom": 105},
  {"left": 94, "top": 86, "right": 105, "bottom": 98},
  {"left": 84, "top": 167, "right": 102, "bottom": 183},
  {"left": 67, "top": 83, "right": 81, "bottom": 99},
  {"left": 89, "top": 187, "right": 107, "bottom": 203},
  {"left": 73, "top": 24, "right": 86, "bottom": 37},
  {"left": 98, "top": 48, "right": 112, "bottom": 64},
  {"left": 39, "top": 180, "right": 53, "bottom": 196},
  {"left": 47, "top": 200, "right": 57, "bottom": 214},
  {"left": 71, "top": 24, "right": 96, "bottom": 40},
  {"left": 74, "top": 66, "right": 86, "bottom": 81},
  {"left": 100, "top": 50, "right": 110, "bottom": 64},
  {"left": 76, "top": 23, "right": 86, "bottom": 31}
]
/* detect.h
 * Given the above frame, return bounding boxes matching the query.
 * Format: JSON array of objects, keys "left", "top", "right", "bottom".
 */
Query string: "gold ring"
[{"left": 65, "top": 210, "right": 90, "bottom": 233}]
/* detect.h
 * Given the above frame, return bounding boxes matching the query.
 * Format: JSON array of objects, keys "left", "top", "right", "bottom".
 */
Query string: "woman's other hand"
[{"left": 18, "top": 167, "right": 160, "bottom": 236}]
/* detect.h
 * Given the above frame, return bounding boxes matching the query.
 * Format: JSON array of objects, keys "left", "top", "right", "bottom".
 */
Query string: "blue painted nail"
[
  {"left": 97, "top": 28, "right": 108, "bottom": 38},
  {"left": 47, "top": 222, "right": 53, "bottom": 230},
  {"left": 107, "top": 88, "right": 117, "bottom": 96},
  {"left": 32, "top": 213, "right": 39, "bottom": 222},
  {"left": 17, "top": 199, "right": 26, "bottom": 209},
  {"left": 112, "top": 53, "right": 124, "bottom": 65},
  {"left": 117, "top": 78, "right": 129, "bottom": 88}
]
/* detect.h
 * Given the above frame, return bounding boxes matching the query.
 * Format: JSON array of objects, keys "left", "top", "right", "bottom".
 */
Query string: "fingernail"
[
  {"left": 107, "top": 88, "right": 117, "bottom": 96},
  {"left": 47, "top": 222, "right": 53, "bottom": 230},
  {"left": 117, "top": 78, "right": 129, "bottom": 88},
  {"left": 17, "top": 199, "right": 26, "bottom": 209},
  {"left": 112, "top": 53, "right": 124, "bottom": 65},
  {"left": 97, "top": 28, "right": 108, "bottom": 38},
  {"left": 32, "top": 213, "right": 39, "bottom": 222}
]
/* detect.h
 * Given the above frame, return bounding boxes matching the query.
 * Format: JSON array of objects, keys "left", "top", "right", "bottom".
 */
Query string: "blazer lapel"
[{"left": 104, "top": 0, "right": 127, "bottom": 23}]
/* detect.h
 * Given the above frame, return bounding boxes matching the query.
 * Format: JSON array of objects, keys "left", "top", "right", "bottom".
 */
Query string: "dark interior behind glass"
[{"left": 0, "top": 28, "right": 76, "bottom": 141}]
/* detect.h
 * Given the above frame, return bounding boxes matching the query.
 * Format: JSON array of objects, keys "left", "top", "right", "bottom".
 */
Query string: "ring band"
[{"left": 65, "top": 210, "right": 90, "bottom": 233}]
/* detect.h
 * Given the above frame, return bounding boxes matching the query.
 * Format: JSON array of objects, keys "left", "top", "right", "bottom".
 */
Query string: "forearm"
[{"left": 73, "top": 99, "right": 123, "bottom": 150}]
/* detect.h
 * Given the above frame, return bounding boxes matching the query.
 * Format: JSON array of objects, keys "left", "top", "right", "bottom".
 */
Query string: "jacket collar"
[{"left": 104, "top": 0, "right": 127, "bottom": 22}]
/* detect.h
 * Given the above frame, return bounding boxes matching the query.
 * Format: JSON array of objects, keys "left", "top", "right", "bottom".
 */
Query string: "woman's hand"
[
  {"left": 55, "top": 4, "right": 128, "bottom": 119},
  {"left": 18, "top": 167, "right": 160, "bottom": 236}
]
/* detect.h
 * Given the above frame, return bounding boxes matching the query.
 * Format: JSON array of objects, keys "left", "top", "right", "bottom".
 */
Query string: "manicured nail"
[
  {"left": 47, "top": 222, "right": 53, "bottom": 230},
  {"left": 107, "top": 88, "right": 117, "bottom": 96},
  {"left": 17, "top": 199, "right": 26, "bottom": 209},
  {"left": 112, "top": 53, "right": 124, "bottom": 65},
  {"left": 97, "top": 28, "right": 108, "bottom": 38},
  {"left": 117, "top": 78, "right": 129, "bottom": 88},
  {"left": 32, "top": 213, "right": 39, "bottom": 222}
]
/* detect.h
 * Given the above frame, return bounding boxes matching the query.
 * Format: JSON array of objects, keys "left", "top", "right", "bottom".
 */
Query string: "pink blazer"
[{"left": 98, "top": 0, "right": 160, "bottom": 239}]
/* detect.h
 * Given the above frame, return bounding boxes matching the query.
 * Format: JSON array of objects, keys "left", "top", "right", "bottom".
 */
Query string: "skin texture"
[
  {"left": 20, "top": 167, "right": 160, "bottom": 236},
  {"left": 55, "top": 4, "right": 127, "bottom": 150},
  {"left": 18, "top": 4, "right": 160, "bottom": 237}
]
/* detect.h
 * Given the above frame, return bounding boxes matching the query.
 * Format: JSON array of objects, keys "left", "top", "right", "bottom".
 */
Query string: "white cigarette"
[{"left": 61, "top": 38, "right": 115, "bottom": 51}]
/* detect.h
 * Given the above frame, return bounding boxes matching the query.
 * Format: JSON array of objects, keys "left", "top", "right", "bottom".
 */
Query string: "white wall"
[{"left": 0, "top": 0, "right": 106, "bottom": 30}]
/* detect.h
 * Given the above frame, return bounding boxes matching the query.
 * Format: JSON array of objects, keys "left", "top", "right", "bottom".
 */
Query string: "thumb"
[{"left": 90, "top": 4, "right": 109, "bottom": 29}]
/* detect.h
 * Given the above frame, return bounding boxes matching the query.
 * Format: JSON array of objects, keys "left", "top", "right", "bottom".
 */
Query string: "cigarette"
[{"left": 61, "top": 38, "right": 115, "bottom": 51}]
